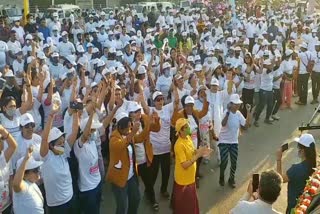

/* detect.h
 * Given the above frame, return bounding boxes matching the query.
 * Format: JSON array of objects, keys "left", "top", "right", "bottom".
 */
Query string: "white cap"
[
  {"left": 52, "top": 52, "right": 59, "bottom": 57},
  {"left": 263, "top": 50, "right": 270, "bottom": 56},
  {"left": 115, "top": 112, "right": 128, "bottom": 122},
  {"left": 152, "top": 91, "right": 163, "bottom": 100},
  {"left": 80, "top": 114, "right": 102, "bottom": 131},
  {"left": 61, "top": 31, "right": 68, "bottom": 36},
  {"left": 234, "top": 46, "right": 241, "bottom": 51},
  {"left": 184, "top": 96, "right": 195, "bottom": 105},
  {"left": 117, "top": 66, "right": 126, "bottom": 75},
  {"left": 16, "top": 156, "right": 43, "bottom": 171},
  {"left": 230, "top": 94, "right": 243, "bottom": 104},
  {"left": 128, "top": 102, "right": 142, "bottom": 113},
  {"left": 77, "top": 45, "right": 85, "bottom": 53},
  {"left": 210, "top": 78, "right": 219, "bottom": 86},
  {"left": 97, "top": 60, "right": 105, "bottom": 67},
  {"left": 53, "top": 12, "right": 58, "bottom": 17},
  {"left": 109, "top": 47, "right": 116, "bottom": 53},
  {"left": 195, "top": 55, "right": 201, "bottom": 61},
  {"left": 52, "top": 25, "right": 59, "bottom": 31},
  {"left": 271, "top": 40, "right": 278, "bottom": 45},
  {"left": 4, "top": 70, "right": 14, "bottom": 77},
  {"left": 116, "top": 51, "right": 123, "bottom": 56},
  {"left": 86, "top": 43, "right": 94, "bottom": 48},
  {"left": 37, "top": 51, "right": 46, "bottom": 59},
  {"left": 262, "top": 40, "right": 270, "bottom": 46},
  {"left": 212, "top": 62, "right": 221, "bottom": 71},
  {"left": 263, "top": 59, "right": 272, "bottom": 65},
  {"left": 163, "top": 62, "right": 171, "bottom": 69},
  {"left": 66, "top": 55, "right": 76, "bottom": 65},
  {"left": 137, "top": 66, "right": 146, "bottom": 74},
  {"left": 48, "top": 127, "right": 65, "bottom": 143},
  {"left": 187, "top": 56, "right": 194, "bottom": 62},
  {"left": 25, "top": 34, "right": 33, "bottom": 40},
  {"left": 195, "top": 64, "right": 202, "bottom": 71},
  {"left": 27, "top": 56, "right": 35, "bottom": 64},
  {"left": 294, "top": 133, "right": 315, "bottom": 147},
  {"left": 182, "top": 31, "right": 187, "bottom": 37},
  {"left": 90, "top": 82, "right": 98, "bottom": 88},
  {"left": 285, "top": 49, "right": 294, "bottom": 56},
  {"left": 20, "top": 113, "right": 35, "bottom": 126},
  {"left": 300, "top": 42, "right": 308, "bottom": 49},
  {"left": 100, "top": 11, "right": 106, "bottom": 16}
]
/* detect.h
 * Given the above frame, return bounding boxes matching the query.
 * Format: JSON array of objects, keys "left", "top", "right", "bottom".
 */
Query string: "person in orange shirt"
[{"left": 172, "top": 118, "right": 211, "bottom": 214}]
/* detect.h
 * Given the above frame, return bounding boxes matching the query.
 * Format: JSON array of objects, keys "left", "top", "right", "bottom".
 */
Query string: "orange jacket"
[{"left": 106, "top": 114, "right": 160, "bottom": 188}]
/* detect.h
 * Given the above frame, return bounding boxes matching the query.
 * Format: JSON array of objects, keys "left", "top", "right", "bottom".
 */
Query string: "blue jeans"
[
  {"left": 79, "top": 182, "right": 102, "bottom": 214},
  {"left": 255, "top": 89, "right": 274, "bottom": 121},
  {"left": 111, "top": 175, "right": 141, "bottom": 214},
  {"left": 48, "top": 197, "right": 74, "bottom": 214}
]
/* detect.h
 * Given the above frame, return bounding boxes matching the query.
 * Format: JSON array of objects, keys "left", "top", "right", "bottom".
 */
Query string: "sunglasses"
[
  {"left": 24, "top": 123, "right": 35, "bottom": 128},
  {"left": 155, "top": 97, "right": 164, "bottom": 102}
]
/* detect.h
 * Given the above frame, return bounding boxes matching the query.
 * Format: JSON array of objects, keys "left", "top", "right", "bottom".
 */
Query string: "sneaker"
[
  {"left": 219, "top": 177, "right": 225, "bottom": 186},
  {"left": 272, "top": 114, "right": 280, "bottom": 120},
  {"left": 264, "top": 119, "right": 273, "bottom": 124},
  {"left": 161, "top": 191, "right": 170, "bottom": 199},
  {"left": 254, "top": 121, "right": 259, "bottom": 127},
  {"left": 152, "top": 202, "right": 159, "bottom": 211},
  {"left": 268, "top": 117, "right": 274, "bottom": 122},
  {"left": 228, "top": 179, "right": 236, "bottom": 188}
]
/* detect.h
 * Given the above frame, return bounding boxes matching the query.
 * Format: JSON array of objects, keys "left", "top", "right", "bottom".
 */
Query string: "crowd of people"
[{"left": 0, "top": 2, "right": 319, "bottom": 214}]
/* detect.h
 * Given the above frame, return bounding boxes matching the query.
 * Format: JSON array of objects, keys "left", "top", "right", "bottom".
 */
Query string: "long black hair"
[{"left": 298, "top": 143, "right": 317, "bottom": 176}]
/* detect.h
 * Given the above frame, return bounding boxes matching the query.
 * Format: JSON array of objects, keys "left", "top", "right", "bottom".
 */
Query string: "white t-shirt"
[
  {"left": 188, "top": 115, "right": 198, "bottom": 148},
  {"left": 127, "top": 144, "right": 134, "bottom": 180},
  {"left": 13, "top": 180, "right": 44, "bottom": 214},
  {"left": 0, "top": 152, "right": 11, "bottom": 211},
  {"left": 12, "top": 59, "right": 25, "bottom": 85},
  {"left": 0, "top": 41, "right": 8, "bottom": 68},
  {"left": 74, "top": 139, "right": 101, "bottom": 192},
  {"left": 41, "top": 144, "right": 73, "bottom": 207},
  {"left": 0, "top": 110, "right": 21, "bottom": 140},
  {"left": 260, "top": 69, "right": 274, "bottom": 91},
  {"left": 218, "top": 110, "right": 246, "bottom": 144},
  {"left": 42, "top": 92, "right": 63, "bottom": 128},
  {"left": 149, "top": 103, "right": 174, "bottom": 155},
  {"left": 12, "top": 133, "right": 41, "bottom": 170},
  {"left": 57, "top": 42, "right": 75, "bottom": 58},
  {"left": 299, "top": 51, "right": 314, "bottom": 74},
  {"left": 134, "top": 125, "right": 147, "bottom": 165}
]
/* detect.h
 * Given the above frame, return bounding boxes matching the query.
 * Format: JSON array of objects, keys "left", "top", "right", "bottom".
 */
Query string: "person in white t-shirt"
[
  {"left": 74, "top": 111, "right": 103, "bottom": 214},
  {"left": 0, "top": 41, "right": 8, "bottom": 72},
  {"left": 218, "top": 94, "right": 251, "bottom": 188},
  {"left": 57, "top": 31, "right": 75, "bottom": 58},
  {"left": 0, "top": 125, "right": 17, "bottom": 214},
  {"left": 13, "top": 147, "right": 44, "bottom": 214},
  {"left": 39, "top": 102, "right": 78, "bottom": 213},
  {"left": 12, "top": 50, "right": 24, "bottom": 86}
]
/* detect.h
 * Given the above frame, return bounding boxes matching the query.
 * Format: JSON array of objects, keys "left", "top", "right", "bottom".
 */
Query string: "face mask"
[
  {"left": 90, "top": 131, "right": 98, "bottom": 142},
  {"left": 89, "top": 20, "right": 93, "bottom": 23},
  {"left": 54, "top": 145, "right": 64, "bottom": 155},
  {"left": 185, "top": 126, "right": 192, "bottom": 136},
  {"left": 6, "top": 108, "right": 16, "bottom": 117}
]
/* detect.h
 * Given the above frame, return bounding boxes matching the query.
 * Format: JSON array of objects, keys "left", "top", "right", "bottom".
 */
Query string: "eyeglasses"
[
  {"left": 155, "top": 97, "right": 164, "bottom": 102},
  {"left": 24, "top": 123, "right": 35, "bottom": 129}
]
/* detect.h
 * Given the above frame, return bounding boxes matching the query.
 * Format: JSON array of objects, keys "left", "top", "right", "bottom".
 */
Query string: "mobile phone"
[
  {"left": 252, "top": 174, "right": 259, "bottom": 193},
  {"left": 70, "top": 101, "right": 84, "bottom": 110},
  {"left": 0, "top": 78, "right": 6, "bottom": 89},
  {"left": 281, "top": 143, "right": 289, "bottom": 152}
]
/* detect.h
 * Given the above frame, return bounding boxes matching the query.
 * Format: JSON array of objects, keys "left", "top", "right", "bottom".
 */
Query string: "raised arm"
[
  {"left": 0, "top": 125, "right": 17, "bottom": 163},
  {"left": 67, "top": 111, "right": 79, "bottom": 147},
  {"left": 13, "top": 146, "right": 33, "bottom": 193},
  {"left": 19, "top": 70, "right": 33, "bottom": 115},
  {"left": 40, "top": 102, "right": 60, "bottom": 157}
]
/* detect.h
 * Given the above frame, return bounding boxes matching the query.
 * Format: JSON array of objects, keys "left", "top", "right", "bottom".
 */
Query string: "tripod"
[{"left": 299, "top": 103, "right": 320, "bottom": 131}]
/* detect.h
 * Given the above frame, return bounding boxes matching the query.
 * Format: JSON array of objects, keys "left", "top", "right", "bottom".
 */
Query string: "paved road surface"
[{"left": 101, "top": 93, "right": 320, "bottom": 214}]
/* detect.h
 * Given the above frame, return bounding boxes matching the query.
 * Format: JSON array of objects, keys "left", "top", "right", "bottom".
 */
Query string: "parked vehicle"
[{"left": 0, "top": 5, "right": 22, "bottom": 23}]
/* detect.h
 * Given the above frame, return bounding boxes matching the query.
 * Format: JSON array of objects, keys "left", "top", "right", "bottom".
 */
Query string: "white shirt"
[
  {"left": 188, "top": 115, "right": 198, "bottom": 148},
  {"left": 0, "top": 41, "right": 8, "bottom": 68},
  {"left": 127, "top": 144, "right": 134, "bottom": 180},
  {"left": 0, "top": 152, "right": 11, "bottom": 211},
  {"left": 41, "top": 144, "right": 73, "bottom": 206},
  {"left": 0, "top": 110, "right": 21, "bottom": 140},
  {"left": 58, "top": 42, "right": 75, "bottom": 58},
  {"left": 74, "top": 139, "right": 101, "bottom": 192},
  {"left": 299, "top": 51, "right": 314, "bottom": 74},
  {"left": 230, "top": 197, "right": 282, "bottom": 214},
  {"left": 246, "top": 22, "right": 256, "bottom": 38},
  {"left": 312, "top": 51, "right": 320, "bottom": 72},
  {"left": 7, "top": 40, "right": 21, "bottom": 65},
  {"left": 260, "top": 69, "right": 274, "bottom": 91},
  {"left": 149, "top": 104, "right": 174, "bottom": 155},
  {"left": 13, "top": 180, "right": 44, "bottom": 214},
  {"left": 134, "top": 124, "right": 147, "bottom": 165},
  {"left": 12, "top": 59, "right": 25, "bottom": 85},
  {"left": 219, "top": 110, "right": 246, "bottom": 144}
]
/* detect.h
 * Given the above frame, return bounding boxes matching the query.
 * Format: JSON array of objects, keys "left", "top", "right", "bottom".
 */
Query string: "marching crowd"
[{"left": 0, "top": 2, "right": 319, "bottom": 214}]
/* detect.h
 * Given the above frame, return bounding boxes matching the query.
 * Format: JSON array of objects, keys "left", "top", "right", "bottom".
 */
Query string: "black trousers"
[
  {"left": 150, "top": 152, "right": 171, "bottom": 194},
  {"left": 241, "top": 88, "right": 254, "bottom": 117},
  {"left": 297, "top": 73, "right": 310, "bottom": 104},
  {"left": 255, "top": 89, "right": 274, "bottom": 121},
  {"left": 311, "top": 72, "right": 320, "bottom": 100},
  {"left": 138, "top": 162, "right": 156, "bottom": 203},
  {"left": 272, "top": 88, "right": 282, "bottom": 115}
]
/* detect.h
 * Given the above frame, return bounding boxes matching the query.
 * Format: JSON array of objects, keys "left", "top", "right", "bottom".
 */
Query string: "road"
[{"left": 100, "top": 91, "right": 320, "bottom": 214}]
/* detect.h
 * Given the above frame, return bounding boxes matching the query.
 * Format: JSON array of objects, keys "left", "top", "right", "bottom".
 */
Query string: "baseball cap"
[
  {"left": 230, "top": 94, "right": 243, "bottom": 104},
  {"left": 128, "top": 102, "right": 142, "bottom": 113},
  {"left": 210, "top": 78, "right": 219, "bottom": 86},
  {"left": 48, "top": 127, "right": 65, "bottom": 143},
  {"left": 4, "top": 70, "right": 14, "bottom": 77},
  {"left": 20, "top": 113, "right": 35, "bottom": 126},
  {"left": 152, "top": 91, "right": 163, "bottom": 100},
  {"left": 300, "top": 42, "right": 308, "bottom": 49},
  {"left": 80, "top": 114, "right": 102, "bottom": 131},
  {"left": 195, "top": 64, "right": 202, "bottom": 71},
  {"left": 77, "top": 45, "right": 85, "bottom": 53},
  {"left": 137, "top": 66, "right": 147, "bottom": 75},
  {"left": 37, "top": 51, "right": 47, "bottom": 60},
  {"left": 115, "top": 112, "right": 128, "bottom": 122},
  {"left": 184, "top": 96, "right": 195, "bottom": 105},
  {"left": 294, "top": 133, "right": 315, "bottom": 147},
  {"left": 163, "top": 62, "right": 171, "bottom": 69},
  {"left": 285, "top": 49, "right": 294, "bottom": 56},
  {"left": 61, "top": 31, "right": 68, "bottom": 36},
  {"left": 16, "top": 156, "right": 43, "bottom": 171}
]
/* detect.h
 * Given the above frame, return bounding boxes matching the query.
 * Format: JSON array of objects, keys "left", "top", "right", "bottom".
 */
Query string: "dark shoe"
[
  {"left": 254, "top": 121, "right": 259, "bottom": 127},
  {"left": 152, "top": 202, "right": 159, "bottom": 211},
  {"left": 295, "top": 101, "right": 305, "bottom": 105},
  {"left": 196, "top": 177, "right": 200, "bottom": 189},
  {"left": 264, "top": 119, "right": 273, "bottom": 124},
  {"left": 228, "top": 179, "right": 236, "bottom": 188},
  {"left": 219, "top": 177, "right": 225, "bottom": 186},
  {"left": 161, "top": 191, "right": 170, "bottom": 199}
]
